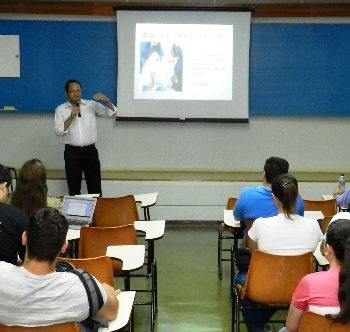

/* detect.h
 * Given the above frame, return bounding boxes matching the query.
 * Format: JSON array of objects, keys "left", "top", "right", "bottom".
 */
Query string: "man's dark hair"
[
  {"left": 264, "top": 156, "right": 289, "bottom": 184},
  {"left": 65, "top": 79, "right": 81, "bottom": 92},
  {"left": 0, "top": 164, "right": 11, "bottom": 188},
  {"left": 27, "top": 208, "right": 68, "bottom": 262}
]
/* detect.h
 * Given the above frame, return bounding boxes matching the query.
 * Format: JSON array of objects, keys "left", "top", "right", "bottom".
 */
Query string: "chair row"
[
  {"left": 218, "top": 197, "right": 338, "bottom": 280},
  {"left": 71, "top": 224, "right": 158, "bottom": 331},
  {"left": 65, "top": 194, "right": 162, "bottom": 331}
]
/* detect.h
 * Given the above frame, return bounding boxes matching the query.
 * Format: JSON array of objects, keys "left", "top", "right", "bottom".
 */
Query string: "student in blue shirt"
[{"left": 233, "top": 156, "right": 304, "bottom": 230}]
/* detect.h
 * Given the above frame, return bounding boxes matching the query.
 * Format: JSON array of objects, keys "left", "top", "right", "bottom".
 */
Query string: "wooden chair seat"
[
  {"left": 92, "top": 195, "right": 139, "bottom": 227},
  {"left": 298, "top": 311, "right": 350, "bottom": 331},
  {"left": 56, "top": 255, "right": 115, "bottom": 287},
  {"left": 0, "top": 322, "right": 80, "bottom": 331},
  {"left": 232, "top": 250, "right": 314, "bottom": 332}
]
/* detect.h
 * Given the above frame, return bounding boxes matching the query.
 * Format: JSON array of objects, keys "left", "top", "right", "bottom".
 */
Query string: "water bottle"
[{"left": 338, "top": 174, "right": 346, "bottom": 194}]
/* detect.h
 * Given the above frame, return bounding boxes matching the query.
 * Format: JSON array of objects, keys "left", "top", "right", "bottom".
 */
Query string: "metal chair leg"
[{"left": 218, "top": 225, "right": 223, "bottom": 280}]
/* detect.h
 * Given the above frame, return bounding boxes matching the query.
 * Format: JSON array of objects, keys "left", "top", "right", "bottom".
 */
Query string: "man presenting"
[{"left": 55, "top": 79, "right": 117, "bottom": 196}]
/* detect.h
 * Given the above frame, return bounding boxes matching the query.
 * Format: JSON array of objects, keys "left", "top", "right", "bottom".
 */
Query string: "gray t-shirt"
[{"left": 0, "top": 261, "right": 107, "bottom": 326}]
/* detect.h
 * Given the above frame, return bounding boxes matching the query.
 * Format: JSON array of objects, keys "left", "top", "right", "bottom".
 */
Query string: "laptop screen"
[{"left": 63, "top": 197, "right": 95, "bottom": 218}]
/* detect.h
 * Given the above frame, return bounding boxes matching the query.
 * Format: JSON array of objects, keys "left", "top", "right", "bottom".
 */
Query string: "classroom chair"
[
  {"left": 92, "top": 195, "right": 139, "bottom": 227},
  {"left": 92, "top": 195, "right": 155, "bottom": 276},
  {"left": 218, "top": 197, "right": 243, "bottom": 280},
  {"left": 79, "top": 225, "right": 138, "bottom": 275},
  {"left": 0, "top": 322, "right": 80, "bottom": 332},
  {"left": 56, "top": 255, "right": 135, "bottom": 332},
  {"left": 232, "top": 250, "right": 314, "bottom": 332},
  {"left": 303, "top": 198, "right": 337, "bottom": 231},
  {"left": 79, "top": 225, "right": 157, "bottom": 330},
  {"left": 298, "top": 311, "right": 350, "bottom": 331},
  {"left": 56, "top": 255, "right": 115, "bottom": 287}
]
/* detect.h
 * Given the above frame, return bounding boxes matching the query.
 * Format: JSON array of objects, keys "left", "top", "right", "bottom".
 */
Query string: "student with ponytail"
[
  {"left": 239, "top": 174, "right": 323, "bottom": 332},
  {"left": 280, "top": 218, "right": 350, "bottom": 332},
  {"left": 248, "top": 174, "right": 322, "bottom": 254}
]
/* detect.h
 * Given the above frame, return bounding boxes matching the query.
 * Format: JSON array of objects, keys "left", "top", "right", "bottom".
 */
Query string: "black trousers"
[{"left": 64, "top": 144, "right": 102, "bottom": 196}]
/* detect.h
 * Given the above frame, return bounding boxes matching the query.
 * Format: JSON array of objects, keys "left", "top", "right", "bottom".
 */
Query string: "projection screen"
[{"left": 116, "top": 9, "right": 251, "bottom": 122}]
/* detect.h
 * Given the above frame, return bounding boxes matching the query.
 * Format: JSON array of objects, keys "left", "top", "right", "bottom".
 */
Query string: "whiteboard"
[{"left": 0, "top": 35, "right": 20, "bottom": 77}]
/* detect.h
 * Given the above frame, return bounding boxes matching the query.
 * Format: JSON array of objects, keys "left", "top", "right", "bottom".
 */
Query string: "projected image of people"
[{"left": 139, "top": 42, "right": 183, "bottom": 92}]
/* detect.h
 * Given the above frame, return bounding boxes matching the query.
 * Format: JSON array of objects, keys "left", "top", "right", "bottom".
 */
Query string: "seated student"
[
  {"left": 280, "top": 217, "right": 350, "bottom": 332},
  {"left": 334, "top": 187, "right": 350, "bottom": 210},
  {"left": 233, "top": 157, "right": 304, "bottom": 232},
  {"left": 0, "top": 208, "right": 119, "bottom": 330},
  {"left": 248, "top": 174, "right": 322, "bottom": 254},
  {"left": 238, "top": 174, "right": 323, "bottom": 332},
  {"left": 9, "top": 159, "right": 62, "bottom": 217},
  {"left": 0, "top": 164, "right": 28, "bottom": 265}
]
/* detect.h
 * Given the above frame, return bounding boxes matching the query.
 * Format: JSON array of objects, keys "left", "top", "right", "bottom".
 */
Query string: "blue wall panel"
[
  {"left": 1, "top": 19, "right": 350, "bottom": 116},
  {"left": 0, "top": 20, "right": 117, "bottom": 113}
]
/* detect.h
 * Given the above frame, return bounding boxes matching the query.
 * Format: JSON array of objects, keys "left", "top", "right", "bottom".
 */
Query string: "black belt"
[{"left": 65, "top": 143, "right": 95, "bottom": 151}]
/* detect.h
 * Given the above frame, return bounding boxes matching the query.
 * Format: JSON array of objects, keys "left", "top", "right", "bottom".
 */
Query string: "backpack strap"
[
  {"left": 56, "top": 262, "right": 104, "bottom": 316},
  {"left": 67, "top": 269, "right": 104, "bottom": 317}
]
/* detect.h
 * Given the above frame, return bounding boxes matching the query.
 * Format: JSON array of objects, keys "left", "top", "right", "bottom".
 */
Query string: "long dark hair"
[
  {"left": 326, "top": 219, "right": 350, "bottom": 323},
  {"left": 11, "top": 159, "right": 47, "bottom": 218},
  {"left": 271, "top": 174, "right": 298, "bottom": 219}
]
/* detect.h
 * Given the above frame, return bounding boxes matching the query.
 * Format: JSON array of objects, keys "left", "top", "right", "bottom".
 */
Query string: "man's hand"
[
  {"left": 71, "top": 103, "right": 80, "bottom": 118},
  {"left": 93, "top": 93, "right": 110, "bottom": 103}
]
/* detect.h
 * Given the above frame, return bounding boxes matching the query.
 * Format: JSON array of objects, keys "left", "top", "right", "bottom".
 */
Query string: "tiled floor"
[
  {"left": 130, "top": 224, "right": 232, "bottom": 332},
  {"left": 118, "top": 224, "right": 288, "bottom": 332}
]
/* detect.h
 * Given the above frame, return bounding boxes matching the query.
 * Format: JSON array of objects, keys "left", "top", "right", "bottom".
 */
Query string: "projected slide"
[
  {"left": 134, "top": 24, "right": 233, "bottom": 101},
  {"left": 117, "top": 10, "right": 251, "bottom": 121}
]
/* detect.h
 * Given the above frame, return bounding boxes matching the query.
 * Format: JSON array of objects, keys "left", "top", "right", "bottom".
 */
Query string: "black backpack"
[{"left": 56, "top": 261, "right": 105, "bottom": 332}]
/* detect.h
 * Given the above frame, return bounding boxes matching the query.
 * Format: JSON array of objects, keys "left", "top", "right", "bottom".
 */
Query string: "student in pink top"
[{"left": 280, "top": 218, "right": 350, "bottom": 332}]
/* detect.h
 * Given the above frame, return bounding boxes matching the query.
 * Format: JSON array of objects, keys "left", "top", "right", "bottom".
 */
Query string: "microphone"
[{"left": 76, "top": 101, "right": 81, "bottom": 117}]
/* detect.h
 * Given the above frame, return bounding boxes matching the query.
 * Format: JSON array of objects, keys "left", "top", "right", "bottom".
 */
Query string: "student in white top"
[
  {"left": 0, "top": 208, "right": 119, "bottom": 330},
  {"left": 240, "top": 174, "right": 323, "bottom": 332},
  {"left": 248, "top": 174, "right": 322, "bottom": 254}
]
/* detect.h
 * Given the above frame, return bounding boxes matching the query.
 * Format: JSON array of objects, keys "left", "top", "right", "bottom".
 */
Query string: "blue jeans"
[{"left": 79, "top": 323, "right": 93, "bottom": 332}]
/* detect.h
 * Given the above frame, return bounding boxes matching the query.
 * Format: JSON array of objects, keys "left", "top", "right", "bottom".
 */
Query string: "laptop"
[{"left": 61, "top": 195, "right": 97, "bottom": 229}]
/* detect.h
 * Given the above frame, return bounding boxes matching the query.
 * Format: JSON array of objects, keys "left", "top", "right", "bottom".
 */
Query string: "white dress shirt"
[{"left": 54, "top": 99, "right": 117, "bottom": 147}]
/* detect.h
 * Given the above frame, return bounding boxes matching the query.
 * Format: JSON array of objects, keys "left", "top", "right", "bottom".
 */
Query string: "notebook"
[{"left": 61, "top": 195, "right": 97, "bottom": 229}]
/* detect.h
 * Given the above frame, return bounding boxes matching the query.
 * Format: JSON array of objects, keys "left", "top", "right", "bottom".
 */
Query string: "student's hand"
[
  {"left": 115, "top": 288, "right": 121, "bottom": 296},
  {"left": 333, "top": 187, "right": 344, "bottom": 196}
]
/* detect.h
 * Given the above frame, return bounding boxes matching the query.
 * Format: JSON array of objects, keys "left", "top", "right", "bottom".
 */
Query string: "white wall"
[
  {"left": 1, "top": 114, "right": 350, "bottom": 172},
  {"left": 2, "top": 114, "right": 347, "bottom": 220},
  {"left": 44, "top": 178, "right": 339, "bottom": 221}
]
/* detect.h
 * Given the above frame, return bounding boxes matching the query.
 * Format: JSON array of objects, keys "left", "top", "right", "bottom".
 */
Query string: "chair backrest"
[
  {"left": 79, "top": 225, "right": 138, "bottom": 275},
  {"left": 298, "top": 311, "right": 350, "bottom": 332},
  {"left": 227, "top": 197, "right": 237, "bottom": 210},
  {"left": 244, "top": 219, "right": 255, "bottom": 247},
  {"left": 303, "top": 199, "right": 337, "bottom": 218},
  {"left": 0, "top": 322, "right": 80, "bottom": 332},
  {"left": 243, "top": 250, "right": 313, "bottom": 305},
  {"left": 322, "top": 215, "right": 333, "bottom": 234},
  {"left": 92, "top": 195, "right": 139, "bottom": 227},
  {"left": 56, "top": 255, "right": 114, "bottom": 287}
]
